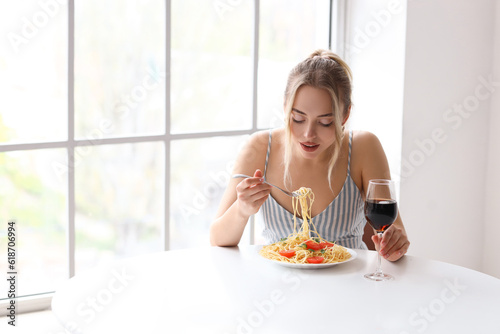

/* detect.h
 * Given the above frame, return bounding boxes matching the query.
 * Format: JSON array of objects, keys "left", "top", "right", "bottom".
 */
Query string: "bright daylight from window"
[{"left": 0, "top": 0, "right": 331, "bottom": 302}]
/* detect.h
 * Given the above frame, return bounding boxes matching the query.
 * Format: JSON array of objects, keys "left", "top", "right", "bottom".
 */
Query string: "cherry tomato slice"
[
  {"left": 305, "top": 240, "right": 322, "bottom": 251},
  {"left": 319, "top": 241, "right": 335, "bottom": 249},
  {"left": 278, "top": 250, "right": 296, "bottom": 258},
  {"left": 306, "top": 256, "right": 324, "bottom": 264}
]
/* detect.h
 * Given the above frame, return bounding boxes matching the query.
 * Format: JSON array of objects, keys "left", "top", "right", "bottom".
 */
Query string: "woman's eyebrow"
[{"left": 292, "top": 108, "right": 333, "bottom": 118}]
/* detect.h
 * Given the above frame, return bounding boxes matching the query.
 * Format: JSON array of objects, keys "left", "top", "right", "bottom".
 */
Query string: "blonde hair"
[{"left": 283, "top": 49, "right": 353, "bottom": 189}]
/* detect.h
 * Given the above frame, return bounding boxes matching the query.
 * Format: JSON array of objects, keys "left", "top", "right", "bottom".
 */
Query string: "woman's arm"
[
  {"left": 356, "top": 131, "right": 410, "bottom": 261},
  {"left": 209, "top": 132, "right": 272, "bottom": 246}
]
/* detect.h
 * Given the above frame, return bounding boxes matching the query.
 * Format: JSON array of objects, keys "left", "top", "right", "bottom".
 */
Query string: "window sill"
[{"left": 0, "top": 292, "right": 53, "bottom": 317}]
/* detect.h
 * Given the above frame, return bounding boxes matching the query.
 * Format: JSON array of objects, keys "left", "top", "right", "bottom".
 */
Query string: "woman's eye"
[
  {"left": 320, "top": 120, "right": 334, "bottom": 127},
  {"left": 292, "top": 117, "right": 305, "bottom": 123}
]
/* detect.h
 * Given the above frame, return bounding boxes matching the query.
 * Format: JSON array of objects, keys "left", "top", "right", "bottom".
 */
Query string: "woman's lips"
[{"left": 300, "top": 142, "right": 319, "bottom": 152}]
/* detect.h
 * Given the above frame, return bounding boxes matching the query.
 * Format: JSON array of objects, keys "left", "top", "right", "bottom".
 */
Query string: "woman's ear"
[{"left": 342, "top": 105, "right": 351, "bottom": 125}]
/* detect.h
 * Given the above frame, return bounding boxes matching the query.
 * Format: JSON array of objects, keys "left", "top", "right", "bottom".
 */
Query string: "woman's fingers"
[
  {"left": 240, "top": 185, "right": 271, "bottom": 203},
  {"left": 253, "top": 169, "right": 264, "bottom": 178},
  {"left": 235, "top": 176, "right": 272, "bottom": 216},
  {"left": 382, "top": 237, "right": 410, "bottom": 261},
  {"left": 376, "top": 225, "right": 410, "bottom": 261},
  {"left": 237, "top": 177, "right": 270, "bottom": 195}
]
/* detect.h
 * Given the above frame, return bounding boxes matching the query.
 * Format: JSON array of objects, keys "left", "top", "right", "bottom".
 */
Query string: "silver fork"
[{"left": 232, "top": 174, "right": 299, "bottom": 197}]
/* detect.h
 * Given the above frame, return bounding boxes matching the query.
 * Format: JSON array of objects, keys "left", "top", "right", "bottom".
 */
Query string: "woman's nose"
[{"left": 304, "top": 123, "right": 316, "bottom": 138}]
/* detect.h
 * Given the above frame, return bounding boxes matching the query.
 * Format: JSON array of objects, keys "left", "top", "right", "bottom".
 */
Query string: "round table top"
[{"left": 52, "top": 245, "right": 500, "bottom": 334}]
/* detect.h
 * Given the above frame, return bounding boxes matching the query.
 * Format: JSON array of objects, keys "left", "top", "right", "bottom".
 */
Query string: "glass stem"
[{"left": 376, "top": 232, "right": 383, "bottom": 275}]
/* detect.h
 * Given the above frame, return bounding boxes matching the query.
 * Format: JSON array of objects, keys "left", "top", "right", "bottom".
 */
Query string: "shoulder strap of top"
[
  {"left": 347, "top": 130, "right": 353, "bottom": 175},
  {"left": 263, "top": 130, "right": 272, "bottom": 178}
]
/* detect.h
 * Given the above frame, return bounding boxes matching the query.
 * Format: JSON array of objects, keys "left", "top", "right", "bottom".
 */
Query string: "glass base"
[{"left": 364, "top": 272, "right": 394, "bottom": 281}]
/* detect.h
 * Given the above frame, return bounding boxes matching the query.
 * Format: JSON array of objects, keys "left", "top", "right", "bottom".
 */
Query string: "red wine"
[{"left": 365, "top": 199, "right": 398, "bottom": 232}]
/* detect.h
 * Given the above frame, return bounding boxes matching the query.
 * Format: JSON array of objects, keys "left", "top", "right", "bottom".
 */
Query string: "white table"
[{"left": 52, "top": 246, "right": 500, "bottom": 333}]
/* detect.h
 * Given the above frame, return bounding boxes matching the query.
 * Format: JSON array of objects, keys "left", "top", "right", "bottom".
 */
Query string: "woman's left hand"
[{"left": 372, "top": 224, "right": 410, "bottom": 262}]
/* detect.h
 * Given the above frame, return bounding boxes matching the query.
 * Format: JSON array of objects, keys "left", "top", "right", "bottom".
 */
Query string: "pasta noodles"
[{"left": 259, "top": 187, "right": 352, "bottom": 264}]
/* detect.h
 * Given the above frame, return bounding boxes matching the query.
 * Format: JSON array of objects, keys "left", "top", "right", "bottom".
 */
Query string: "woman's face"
[{"left": 289, "top": 85, "right": 339, "bottom": 161}]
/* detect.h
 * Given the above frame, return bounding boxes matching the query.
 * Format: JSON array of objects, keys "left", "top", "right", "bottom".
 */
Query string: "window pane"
[
  {"left": 0, "top": 149, "right": 67, "bottom": 296},
  {"left": 170, "top": 136, "right": 248, "bottom": 249},
  {"left": 75, "top": 0, "right": 166, "bottom": 139},
  {"left": 75, "top": 142, "right": 164, "bottom": 272},
  {"left": 171, "top": 0, "right": 253, "bottom": 134},
  {"left": 0, "top": 1, "right": 67, "bottom": 144},
  {"left": 257, "top": 0, "right": 330, "bottom": 129}
]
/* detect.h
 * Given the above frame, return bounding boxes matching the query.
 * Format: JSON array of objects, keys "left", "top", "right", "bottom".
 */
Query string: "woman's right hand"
[{"left": 235, "top": 169, "right": 272, "bottom": 218}]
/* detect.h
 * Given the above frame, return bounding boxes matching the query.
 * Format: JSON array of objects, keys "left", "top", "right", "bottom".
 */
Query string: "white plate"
[{"left": 262, "top": 247, "right": 357, "bottom": 269}]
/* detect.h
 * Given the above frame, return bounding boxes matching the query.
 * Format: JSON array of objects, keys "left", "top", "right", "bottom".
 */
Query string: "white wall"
[
  {"left": 346, "top": 0, "right": 499, "bottom": 276},
  {"left": 346, "top": 0, "right": 407, "bottom": 187},
  {"left": 483, "top": 1, "right": 500, "bottom": 278},
  {"left": 400, "top": 0, "right": 497, "bottom": 273}
]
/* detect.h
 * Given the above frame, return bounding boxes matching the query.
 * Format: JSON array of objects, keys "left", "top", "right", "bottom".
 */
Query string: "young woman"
[{"left": 210, "top": 49, "right": 409, "bottom": 262}]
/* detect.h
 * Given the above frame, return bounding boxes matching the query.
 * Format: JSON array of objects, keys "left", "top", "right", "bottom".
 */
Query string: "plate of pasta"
[
  {"left": 260, "top": 246, "right": 357, "bottom": 269},
  {"left": 259, "top": 187, "right": 357, "bottom": 269}
]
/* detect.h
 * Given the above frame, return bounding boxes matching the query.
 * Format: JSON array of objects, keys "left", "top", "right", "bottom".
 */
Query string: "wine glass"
[{"left": 364, "top": 179, "right": 398, "bottom": 281}]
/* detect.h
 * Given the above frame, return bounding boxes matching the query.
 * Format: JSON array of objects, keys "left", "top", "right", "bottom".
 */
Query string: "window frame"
[{"left": 0, "top": 0, "right": 344, "bottom": 315}]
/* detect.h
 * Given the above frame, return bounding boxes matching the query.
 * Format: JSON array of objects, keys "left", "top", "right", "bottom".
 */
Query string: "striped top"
[{"left": 260, "top": 130, "right": 368, "bottom": 249}]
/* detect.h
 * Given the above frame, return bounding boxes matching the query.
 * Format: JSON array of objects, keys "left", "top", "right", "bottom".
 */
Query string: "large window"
[{"left": 0, "top": 0, "right": 336, "bottom": 309}]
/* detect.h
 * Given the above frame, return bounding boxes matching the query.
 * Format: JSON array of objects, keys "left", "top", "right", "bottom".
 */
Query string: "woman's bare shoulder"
[
  {"left": 351, "top": 130, "right": 386, "bottom": 161},
  {"left": 350, "top": 130, "right": 386, "bottom": 167},
  {"left": 351, "top": 130, "right": 391, "bottom": 183},
  {"left": 232, "top": 129, "right": 274, "bottom": 174},
  {"left": 245, "top": 128, "right": 285, "bottom": 152},
  {"left": 245, "top": 130, "right": 271, "bottom": 154},
  {"left": 352, "top": 130, "right": 382, "bottom": 147}
]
